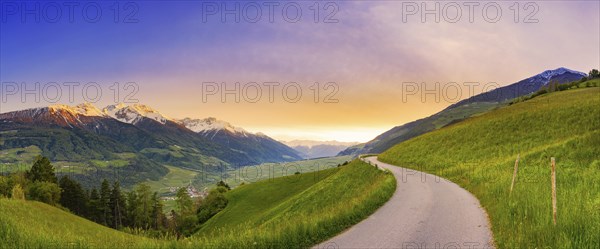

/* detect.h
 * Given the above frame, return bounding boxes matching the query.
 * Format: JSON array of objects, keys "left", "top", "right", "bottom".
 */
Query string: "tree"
[
  {"left": 175, "top": 187, "right": 194, "bottom": 216},
  {"left": 99, "top": 179, "right": 113, "bottom": 226},
  {"left": 174, "top": 187, "right": 197, "bottom": 236},
  {"left": 546, "top": 80, "right": 561, "bottom": 93},
  {"left": 88, "top": 188, "right": 102, "bottom": 223},
  {"left": 168, "top": 209, "right": 178, "bottom": 236},
  {"left": 150, "top": 192, "right": 166, "bottom": 230},
  {"left": 11, "top": 184, "right": 25, "bottom": 200},
  {"left": 0, "top": 176, "right": 12, "bottom": 197},
  {"left": 59, "top": 176, "right": 88, "bottom": 216},
  {"left": 110, "top": 181, "right": 127, "bottom": 229},
  {"left": 126, "top": 191, "right": 138, "bottom": 228},
  {"left": 28, "top": 181, "right": 61, "bottom": 205},
  {"left": 134, "top": 183, "right": 153, "bottom": 229},
  {"left": 589, "top": 69, "right": 600, "bottom": 79},
  {"left": 196, "top": 187, "right": 228, "bottom": 224},
  {"left": 26, "top": 156, "right": 57, "bottom": 183},
  {"left": 216, "top": 180, "right": 231, "bottom": 190}
]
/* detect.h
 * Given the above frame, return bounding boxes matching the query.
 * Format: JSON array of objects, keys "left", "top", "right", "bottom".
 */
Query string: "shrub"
[
  {"left": 28, "top": 181, "right": 61, "bottom": 205},
  {"left": 557, "top": 83, "right": 570, "bottom": 91},
  {"left": 11, "top": 184, "right": 25, "bottom": 200},
  {"left": 588, "top": 69, "right": 599, "bottom": 79},
  {"left": 196, "top": 188, "right": 228, "bottom": 224},
  {"left": 0, "top": 176, "right": 12, "bottom": 197},
  {"left": 216, "top": 180, "right": 231, "bottom": 190}
]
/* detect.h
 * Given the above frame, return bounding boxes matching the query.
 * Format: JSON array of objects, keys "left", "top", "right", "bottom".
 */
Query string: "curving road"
[{"left": 315, "top": 156, "right": 494, "bottom": 249}]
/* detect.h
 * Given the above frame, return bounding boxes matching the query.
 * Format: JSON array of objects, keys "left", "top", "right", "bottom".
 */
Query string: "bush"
[
  {"left": 178, "top": 215, "right": 199, "bottom": 237},
  {"left": 216, "top": 180, "right": 231, "bottom": 190},
  {"left": 11, "top": 184, "right": 25, "bottom": 200},
  {"left": 557, "top": 83, "right": 570, "bottom": 91},
  {"left": 589, "top": 69, "right": 599, "bottom": 79},
  {"left": 0, "top": 176, "right": 12, "bottom": 197},
  {"left": 28, "top": 181, "right": 61, "bottom": 205},
  {"left": 197, "top": 188, "right": 228, "bottom": 224}
]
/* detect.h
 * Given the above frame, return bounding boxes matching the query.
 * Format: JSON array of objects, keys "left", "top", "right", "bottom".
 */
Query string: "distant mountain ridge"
[
  {"left": 339, "top": 67, "right": 587, "bottom": 156},
  {"left": 282, "top": 140, "right": 359, "bottom": 148},
  {"left": 446, "top": 67, "right": 586, "bottom": 109},
  {"left": 281, "top": 140, "right": 359, "bottom": 159},
  {"left": 0, "top": 103, "right": 302, "bottom": 186}
]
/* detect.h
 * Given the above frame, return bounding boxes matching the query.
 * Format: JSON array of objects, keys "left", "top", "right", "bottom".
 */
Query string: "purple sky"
[{"left": 1, "top": 1, "right": 599, "bottom": 142}]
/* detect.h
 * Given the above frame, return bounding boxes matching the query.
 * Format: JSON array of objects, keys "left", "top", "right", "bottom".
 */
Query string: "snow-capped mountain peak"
[
  {"left": 534, "top": 67, "right": 586, "bottom": 80},
  {"left": 48, "top": 102, "right": 105, "bottom": 117},
  {"left": 178, "top": 117, "right": 249, "bottom": 135},
  {"left": 102, "top": 103, "right": 171, "bottom": 124}
]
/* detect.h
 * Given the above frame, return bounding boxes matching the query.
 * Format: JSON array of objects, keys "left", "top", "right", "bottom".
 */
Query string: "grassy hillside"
[
  {"left": 0, "top": 199, "right": 161, "bottom": 248},
  {"left": 339, "top": 101, "right": 501, "bottom": 156},
  {"left": 139, "top": 156, "right": 353, "bottom": 212},
  {"left": 221, "top": 155, "right": 354, "bottom": 188},
  {"left": 379, "top": 86, "right": 600, "bottom": 248},
  {"left": 0, "top": 160, "right": 395, "bottom": 248},
  {"left": 191, "top": 160, "right": 395, "bottom": 248}
]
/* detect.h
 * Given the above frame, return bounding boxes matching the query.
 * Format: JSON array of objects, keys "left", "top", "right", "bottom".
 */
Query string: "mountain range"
[
  {"left": 0, "top": 103, "right": 302, "bottom": 186},
  {"left": 339, "top": 67, "right": 587, "bottom": 156},
  {"left": 282, "top": 140, "right": 359, "bottom": 159}
]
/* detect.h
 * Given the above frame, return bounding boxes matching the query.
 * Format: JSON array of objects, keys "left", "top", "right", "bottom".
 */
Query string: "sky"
[{"left": 1, "top": 1, "right": 599, "bottom": 142}]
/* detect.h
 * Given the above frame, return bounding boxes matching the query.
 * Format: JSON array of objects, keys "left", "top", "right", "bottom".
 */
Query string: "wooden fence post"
[
  {"left": 551, "top": 157, "right": 557, "bottom": 225},
  {"left": 510, "top": 154, "right": 520, "bottom": 196}
]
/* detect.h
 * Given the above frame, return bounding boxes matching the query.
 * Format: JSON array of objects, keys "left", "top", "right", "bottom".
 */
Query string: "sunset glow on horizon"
[{"left": 1, "top": 1, "right": 598, "bottom": 142}]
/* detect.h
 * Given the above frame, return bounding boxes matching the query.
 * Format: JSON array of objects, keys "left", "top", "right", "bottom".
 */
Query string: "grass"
[
  {"left": 379, "top": 87, "right": 600, "bottom": 248},
  {"left": 139, "top": 156, "right": 353, "bottom": 212},
  {"left": 0, "top": 160, "right": 395, "bottom": 248},
  {"left": 363, "top": 101, "right": 502, "bottom": 154},
  {"left": 196, "top": 168, "right": 340, "bottom": 234},
  {"left": 189, "top": 159, "right": 396, "bottom": 248},
  {"left": 0, "top": 199, "right": 161, "bottom": 249},
  {"left": 141, "top": 165, "right": 200, "bottom": 211},
  {"left": 0, "top": 146, "right": 42, "bottom": 172},
  {"left": 219, "top": 155, "right": 354, "bottom": 188}
]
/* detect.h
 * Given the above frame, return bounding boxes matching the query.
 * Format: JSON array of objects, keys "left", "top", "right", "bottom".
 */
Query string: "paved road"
[{"left": 314, "top": 156, "right": 494, "bottom": 249}]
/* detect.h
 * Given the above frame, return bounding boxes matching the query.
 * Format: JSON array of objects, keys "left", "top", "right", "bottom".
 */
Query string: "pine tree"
[
  {"left": 150, "top": 192, "right": 165, "bottom": 230},
  {"left": 26, "top": 156, "right": 57, "bottom": 183},
  {"left": 99, "top": 179, "right": 112, "bottom": 226},
  {"left": 59, "top": 176, "right": 88, "bottom": 216},
  {"left": 110, "top": 181, "right": 127, "bottom": 229},
  {"left": 135, "top": 183, "right": 152, "bottom": 229},
  {"left": 88, "top": 188, "right": 102, "bottom": 223},
  {"left": 126, "top": 191, "right": 138, "bottom": 228}
]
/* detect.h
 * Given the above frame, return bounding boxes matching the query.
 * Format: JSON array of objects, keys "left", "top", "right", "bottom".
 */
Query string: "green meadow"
[
  {"left": 139, "top": 156, "right": 353, "bottom": 212},
  {"left": 379, "top": 86, "right": 600, "bottom": 248},
  {"left": 0, "top": 159, "right": 395, "bottom": 248}
]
